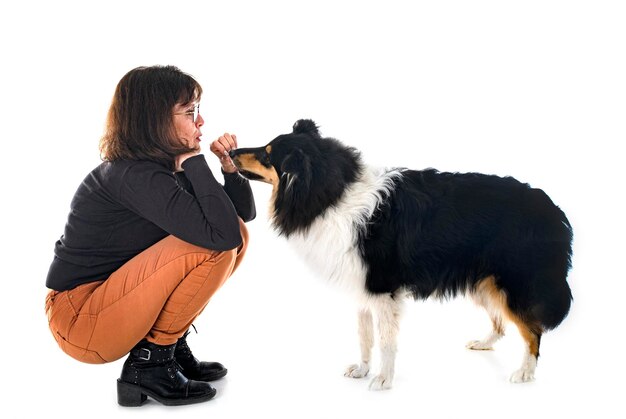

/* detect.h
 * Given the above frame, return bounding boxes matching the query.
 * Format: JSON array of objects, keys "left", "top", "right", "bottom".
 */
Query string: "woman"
[{"left": 44, "top": 65, "right": 256, "bottom": 407}]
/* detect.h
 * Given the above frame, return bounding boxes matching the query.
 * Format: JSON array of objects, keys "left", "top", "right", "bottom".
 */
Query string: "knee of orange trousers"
[
  {"left": 185, "top": 218, "right": 249, "bottom": 328},
  {"left": 233, "top": 217, "right": 249, "bottom": 272},
  {"left": 146, "top": 219, "right": 250, "bottom": 346}
]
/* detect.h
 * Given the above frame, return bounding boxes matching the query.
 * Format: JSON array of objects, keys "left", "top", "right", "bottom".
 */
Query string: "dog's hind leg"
[
  {"left": 344, "top": 308, "right": 373, "bottom": 379},
  {"left": 508, "top": 316, "right": 542, "bottom": 383},
  {"left": 467, "top": 276, "right": 506, "bottom": 351},
  {"left": 467, "top": 276, "right": 542, "bottom": 382},
  {"left": 368, "top": 294, "right": 403, "bottom": 391}
]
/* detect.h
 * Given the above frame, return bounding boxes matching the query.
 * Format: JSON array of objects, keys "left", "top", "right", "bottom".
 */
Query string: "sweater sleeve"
[
  {"left": 174, "top": 171, "right": 195, "bottom": 195},
  {"left": 222, "top": 170, "right": 257, "bottom": 222},
  {"left": 175, "top": 168, "right": 256, "bottom": 222},
  {"left": 119, "top": 156, "right": 242, "bottom": 251}
]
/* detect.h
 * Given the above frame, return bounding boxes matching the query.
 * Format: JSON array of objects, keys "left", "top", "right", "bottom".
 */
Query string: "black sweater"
[{"left": 46, "top": 154, "right": 256, "bottom": 291}]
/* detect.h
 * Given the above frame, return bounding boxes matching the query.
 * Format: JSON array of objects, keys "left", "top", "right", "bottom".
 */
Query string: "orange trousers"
[{"left": 45, "top": 218, "right": 248, "bottom": 364}]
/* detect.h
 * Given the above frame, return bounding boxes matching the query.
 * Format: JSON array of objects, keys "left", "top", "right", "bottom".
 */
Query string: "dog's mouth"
[
  {"left": 231, "top": 150, "right": 279, "bottom": 186},
  {"left": 231, "top": 156, "right": 264, "bottom": 181},
  {"left": 237, "top": 169, "right": 265, "bottom": 181}
]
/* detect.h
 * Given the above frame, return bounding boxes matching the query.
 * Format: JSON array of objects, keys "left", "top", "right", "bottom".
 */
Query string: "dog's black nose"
[{"left": 229, "top": 150, "right": 237, "bottom": 158}]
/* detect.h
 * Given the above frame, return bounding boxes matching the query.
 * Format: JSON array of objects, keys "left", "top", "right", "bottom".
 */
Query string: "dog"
[{"left": 230, "top": 119, "right": 573, "bottom": 390}]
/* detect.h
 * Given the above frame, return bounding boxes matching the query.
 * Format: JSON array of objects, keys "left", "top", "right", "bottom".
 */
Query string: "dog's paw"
[
  {"left": 368, "top": 375, "right": 393, "bottom": 391},
  {"left": 509, "top": 368, "right": 535, "bottom": 383},
  {"left": 344, "top": 363, "right": 369, "bottom": 379},
  {"left": 466, "top": 340, "right": 494, "bottom": 350}
]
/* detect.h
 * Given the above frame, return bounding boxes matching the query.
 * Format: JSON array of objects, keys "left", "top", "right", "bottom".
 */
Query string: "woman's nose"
[{"left": 196, "top": 114, "right": 204, "bottom": 127}]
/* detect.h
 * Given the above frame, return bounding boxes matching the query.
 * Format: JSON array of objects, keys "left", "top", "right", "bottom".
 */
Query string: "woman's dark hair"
[{"left": 99, "top": 65, "right": 202, "bottom": 170}]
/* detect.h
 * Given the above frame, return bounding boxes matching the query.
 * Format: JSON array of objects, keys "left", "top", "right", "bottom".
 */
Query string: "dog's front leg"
[
  {"left": 344, "top": 308, "right": 373, "bottom": 379},
  {"left": 369, "top": 295, "right": 402, "bottom": 391}
]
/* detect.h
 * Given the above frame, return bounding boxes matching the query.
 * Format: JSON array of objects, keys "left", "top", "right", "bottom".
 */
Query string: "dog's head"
[
  {"left": 229, "top": 119, "right": 321, "bottom": 188},
  {"left": 230, "top": 119, "right": 361, "bottom": 235}
]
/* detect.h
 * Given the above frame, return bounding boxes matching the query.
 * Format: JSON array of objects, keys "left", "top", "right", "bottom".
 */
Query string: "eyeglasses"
[{"left": 174, "top": 103, "right": 200, "bottom": 123}]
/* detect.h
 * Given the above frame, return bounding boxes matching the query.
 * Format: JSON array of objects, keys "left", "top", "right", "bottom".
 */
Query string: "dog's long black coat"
[{"left": 359, "top": 169, "right": 573, "bottom": 330}]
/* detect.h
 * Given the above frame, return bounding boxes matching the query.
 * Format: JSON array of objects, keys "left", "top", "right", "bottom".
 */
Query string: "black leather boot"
[
  {"left": 117, "top": 340, "right": 216, "bottom": 407},
  {"left": 175, "top": 331, "right": 228, "bottom": 381}
]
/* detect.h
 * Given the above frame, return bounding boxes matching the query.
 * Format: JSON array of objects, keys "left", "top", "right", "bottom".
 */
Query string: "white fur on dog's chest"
[
  {"left": 286, "top": 211, "right": 367, "bottom": 296},
  {"left": 283, "top": 167, "right": 401, "bottom": 298}
]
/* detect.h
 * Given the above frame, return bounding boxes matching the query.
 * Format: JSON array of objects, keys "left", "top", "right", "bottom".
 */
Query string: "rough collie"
[{"left": 230, "top": 119, "right": 573, "bottom": 390}]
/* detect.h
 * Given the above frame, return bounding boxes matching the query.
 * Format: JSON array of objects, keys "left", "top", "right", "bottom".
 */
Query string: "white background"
[{"left": 1, "top": 1, "right": 624, "bottom": 418}]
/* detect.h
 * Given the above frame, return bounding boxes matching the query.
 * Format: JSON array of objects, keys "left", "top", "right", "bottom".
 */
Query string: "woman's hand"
[{"left": 210, "top": 133, "right": 238, "bottom": 173}]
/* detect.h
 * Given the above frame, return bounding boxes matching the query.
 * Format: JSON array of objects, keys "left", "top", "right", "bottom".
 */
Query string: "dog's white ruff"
[
  {"left": 282, "top": 167, "right": 404, "bottom": 390},
  {"left": 282, "top": 166, "right": 402, "bottom": 300}
]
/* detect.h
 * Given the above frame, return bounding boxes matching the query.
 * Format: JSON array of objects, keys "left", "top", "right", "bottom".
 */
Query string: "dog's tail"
[
  {"left": 532, "top": 267, "right": 573, "bottom": 331},
  {"left": 506, "top": 190, "right": 574, "bottom": 331},
  {"left": 505, "top": 260, "right": 572, "bottom": 333},
  {"left": 535, "top": 199, "right": 573, "bottom": 330}
]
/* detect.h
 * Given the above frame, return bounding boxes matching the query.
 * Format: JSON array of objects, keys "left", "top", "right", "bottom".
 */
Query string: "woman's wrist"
[{"left": 221, "top": 164, "right": 238, "bottom": 174}]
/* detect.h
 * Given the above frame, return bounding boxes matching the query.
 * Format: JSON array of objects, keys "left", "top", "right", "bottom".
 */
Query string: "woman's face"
[{"left": 173, "top": 102, "right": 204, "bottom": 148}]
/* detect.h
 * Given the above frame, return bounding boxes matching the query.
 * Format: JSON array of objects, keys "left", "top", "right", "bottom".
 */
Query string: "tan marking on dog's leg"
[
  {"left": 469, "top": 277, "right": 541, "bottom": 382},
  {"left": 345, "top": 308, "right": 373, "bottom": 379},
  {"left": 467, "top": 276, "right": 506, "bottom": 350},
  {"left": 508, "top": 314, "right": 542, "bottom": 383}
]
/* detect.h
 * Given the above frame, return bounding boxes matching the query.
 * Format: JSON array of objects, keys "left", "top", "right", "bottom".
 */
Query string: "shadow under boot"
[{"left": 117, "top": 340, "right": 216, "bottom": 407}]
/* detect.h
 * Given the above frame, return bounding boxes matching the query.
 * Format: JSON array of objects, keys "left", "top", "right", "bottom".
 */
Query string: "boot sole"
[
  {"left": 117, "top": 379, "right": 216, "bottom": 407},
  {"left": 184, "top": 367, "right": 228, "bottom": 382},
  {"left": 201, "top": 368, "right": 228, "bottom": 382}
]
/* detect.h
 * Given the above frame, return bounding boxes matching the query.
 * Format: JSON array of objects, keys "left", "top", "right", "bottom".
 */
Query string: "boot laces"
[
  {"left": 178, "top": 324, "right": 198, "bottom": 358},
  {"left": 165, "top": 360, "right": 183, "bottom": 379}
]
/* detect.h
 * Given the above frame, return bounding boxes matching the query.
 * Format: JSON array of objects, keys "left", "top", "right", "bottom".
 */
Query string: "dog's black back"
[{"left": 359, "top": 168, "right": 573, "bottom": 330}]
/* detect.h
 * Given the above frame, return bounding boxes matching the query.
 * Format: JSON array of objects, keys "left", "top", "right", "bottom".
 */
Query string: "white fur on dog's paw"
[
  {"left": 510, "top": 368, "right": 535, "bottom": 383},
  {"left": 466, "top": 340, "right": 494, "bottom": 350},
  {"left": 344, "top": 363, "right": 369, "bottom": 378},
  {"left": 368, "top": 375, "right": 393, "bottom": 391}
]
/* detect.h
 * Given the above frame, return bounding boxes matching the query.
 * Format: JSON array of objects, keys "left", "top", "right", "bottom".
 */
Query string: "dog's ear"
[
  {"left": 280, "top": 148, "right": 311, "bottom": 189},
  {"left": 292, "top": 119, "right": 320, "bottom": 138},
  {"left": 281, "top": 148, "right": 311, "bottom": 175}
]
